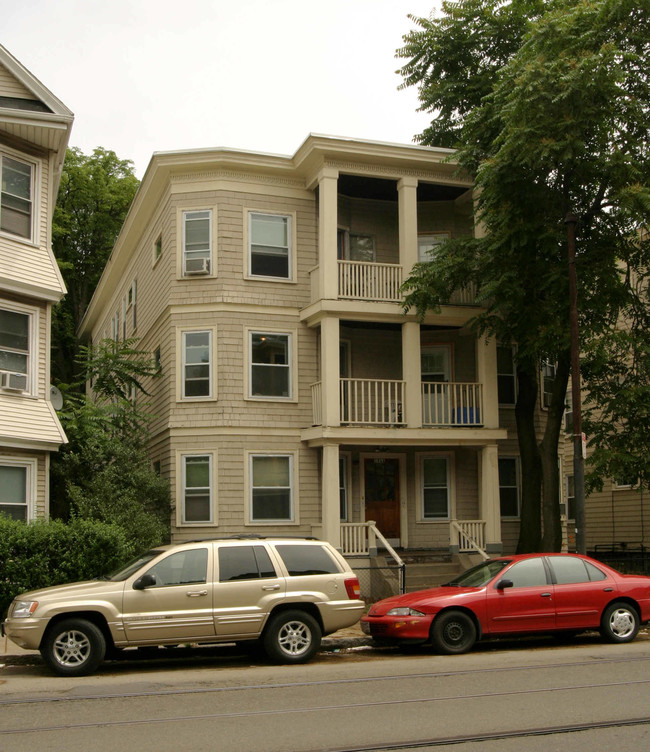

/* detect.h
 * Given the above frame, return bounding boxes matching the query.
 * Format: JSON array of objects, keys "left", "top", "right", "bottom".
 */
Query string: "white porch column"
[
  {"left": 321, "top": 316, "right": 340, "bottom": 427},
  {"left": 321, "top": 444, "right": 342, "bottom": 549},
  {"left": 476, "top": 334, "right": 499, "bottom": 428},
  {"left": 398, "top": 176, "right": 419, "bottom": 276},
  {"left": 402, "top": 320, "right": 422, "bottom": 428},
  {"left": 479, "top": 444, "right": 502, "bottom": 554},
  {"left": 318, "top": 166, "right": 339, "bottom": 300}
]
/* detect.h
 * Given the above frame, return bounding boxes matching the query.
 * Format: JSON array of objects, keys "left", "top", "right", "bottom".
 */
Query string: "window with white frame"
[
  {"left": 339, "top": 455, "right": 348, "bottom": 521},
  {"left": 1, "top": 154, "right": 33, "bottom": 240},
  {"left": 564, "top": 389, "right": 574, "bottom": 434},
  {"left": 249, "top": 331, "right": 291, "bottom": 399},
  {"left": 182, "top": 330, "right": 212, "bottom": 398},
  {"left": 421, "top": 456, "right": 450, "bottom": 519},
  {"left": 0, "top": 460, "right": 35, "bottom": 521},
  {"left": 541, "top": 359, "right": 556, "bottom": 408},
  {"left": 499, "top": 457, "right": 520, "bottom": 518},
  {"left": 497, "top": 345, "right": 517, "bottom": 405},
  {"left": 126, "top": 280, "right": 137, "bottom": 331},
  {"left": 566, "top": 474, "right": 575, "bottom": 520},
  {"left": 183, "top": 210, "right": 212, "bottom": 275},
  {"left": 418, "top": 233, "right": 450, "bottom": 263},
  {"left": 248, "top": 212, "right": 291, "bottom": 279},
  {"left": 0, "top": 306, "right": 31, "bottom": 393},
  {"left": 181, "top": 454, "right": 213, "bottom": 523},
  {"left": 250, "top": 454, "right": 293, "bottom": 522}
]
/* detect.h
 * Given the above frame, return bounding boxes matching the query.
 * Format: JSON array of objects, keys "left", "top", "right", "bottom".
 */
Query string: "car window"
[
  {"left": 147, "top": 548, "right": 208, "bottom": 586},
  {"left": 448, "top": 560, "right": 510, "bottom": 587},
  {"left": 549, "top": 557, "right": 590, "bottom": 584},
  {"left": 504, "top": 558, "right": 548, "bottom": 588},
  {"left": 218, "top": 545, "right": 277, "bottom": 581},
  {"left": 585, "top": 561, "right": 608, "bottom": 581},
  {"left": 105, "top": 550, "right": 163, "bottom": 581},
  {"left": 275, "top": 544, "right": 340, "bottom": 576}
]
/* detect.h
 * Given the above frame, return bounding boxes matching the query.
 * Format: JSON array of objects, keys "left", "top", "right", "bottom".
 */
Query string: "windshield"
[
  {"left": 102, "top": 550, "right": 163, "bottom": 582},
  {"left": 446, "top": 560, "right": 511, "bottom": 587}
]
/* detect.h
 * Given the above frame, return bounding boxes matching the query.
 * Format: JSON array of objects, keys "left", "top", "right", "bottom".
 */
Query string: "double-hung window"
[
  {"left": 248, "top": 212, "right": 291, "bottom": 279},
  {"left": 183, "top": 210, "right": 212, "bottom": 275},
  {"left": 182, "top": 454, "right": 213, "bottom": 524},
  {"left": 499, "top": 457, "right": 520, "bottom": 517},
  {"left": 0, "top": 307, "right": 30, "bottom": 392},
  {"left": 1, "top": 155, "right": 33, "bottom": 240},
  {"left": 250, "top": 454, "right": 293, "bottom": 522},
  {"left": 421, "top": 456, "right": 450, "bottom": 519},
  {"left": 182, "top": 330, "right": 212, "bottom": 398},
  {"left": 0, "top": 460, "right": 35, "bottom": 521},
  {"left": 249, "top": 331, "right": 291, "bottom": 399},
  {"left": 497, "top": 345, "right": 517, "bottom": 405}
]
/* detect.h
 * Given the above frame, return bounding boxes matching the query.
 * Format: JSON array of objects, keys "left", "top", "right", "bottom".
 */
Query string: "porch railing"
[
  {"left": 341, "top": 378, "right": 406, "bottom": 425},
  {"left": 451, "top": 520, "right": 489, "bottom": 559},
  {"left": 422, "top": 382, "right": 483, "bottom": 426},
  {"left": 338, "top": 260, "right": 402, "bottom": 302},
  {"left": 310, "top": 381, "right": 322, "bottom": 426}
]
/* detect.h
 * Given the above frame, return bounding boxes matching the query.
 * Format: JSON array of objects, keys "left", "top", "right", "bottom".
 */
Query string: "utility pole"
[{"left": 566, "top": 213, "right": 586, "bottom": 554}]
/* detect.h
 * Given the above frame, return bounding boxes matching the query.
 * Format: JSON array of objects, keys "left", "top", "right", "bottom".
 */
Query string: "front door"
[{"left": 364, "top": 457, "right": 400, "bottom": 541}]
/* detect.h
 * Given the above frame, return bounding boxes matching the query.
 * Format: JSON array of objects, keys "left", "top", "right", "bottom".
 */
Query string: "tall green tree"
[
  {"left": 52, "top": 147, "right": 139, "bottom": 385},
  {"left": 398, "top": 0, "right": 650, "bottom": 550}
]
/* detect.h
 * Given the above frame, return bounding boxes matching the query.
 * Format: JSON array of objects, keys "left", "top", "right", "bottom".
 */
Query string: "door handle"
[
  {"left": 541, "top": 592, "right": 552, "bottom": 598},
  {"left": 187, "top": 590, "right": 208, "bottom": 597},
  {"left": 262, "top": 584, "right": 281, "bottom": 591},
  {"left": 603, "top": 587, "right": 614, "bottom": 592}
]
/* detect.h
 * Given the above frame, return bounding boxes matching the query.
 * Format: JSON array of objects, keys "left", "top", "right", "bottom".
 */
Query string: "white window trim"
[
  {"left": 0, "top": 149, "right": 40, "bottom": 247},
  {"left": 416, "top": 452, "right": 455, "bottom": 523},
  {"left": 417, "top": 232, "right": 451, "bottom": 263},
  {"left": 245, "top": 450, "right": 299, "bottom": 525},
  {"left": 153, "top": 232, "right": 163, "bottom": 267},
  {"left": 176, "top": 326, "right": 217, "bottom": 402},
  {"left": 176, "top": 450, "right": 218, "bottom": 527},
  {"left": 177, "top": 207, "right": 216, "bottom": 278},
  {"left": 244, "top": 209, "right": 297, "bottom": 282},
  {"left": 245, "top": 326, "right": 297, "bottom": 402},
  {"left": 339, "top": 451, "right": 351, "bottom": 522},
  {"left": 0, "top": 456, "right": 37, "bottom": 521},
  {"left": 540, "top": 359, "right": 556, "bottom": 410},
  {"left": 499, "top": 456, "right": 521, "bottom": 519},
  {"left": 0, "top": 299, "right": 39, "bottom": 397},
  {"left": 497, "top": 343, "right": 517, "bottom": 407}
]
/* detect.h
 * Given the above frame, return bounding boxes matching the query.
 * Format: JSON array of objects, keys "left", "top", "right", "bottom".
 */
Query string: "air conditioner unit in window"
[
  {"left": 184, "top": 258, "right": 211, "bottom": 275},
  {"left": 0, "top": 370, "right": 28, "bottom": 392}
]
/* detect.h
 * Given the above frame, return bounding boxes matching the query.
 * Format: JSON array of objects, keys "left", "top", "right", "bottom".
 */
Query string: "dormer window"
[{"left": 1, "top": 155, "right": 33, "bottom": 240}]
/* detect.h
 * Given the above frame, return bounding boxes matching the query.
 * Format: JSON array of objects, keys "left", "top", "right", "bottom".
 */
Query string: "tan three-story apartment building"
[
  {"left": 0, "top": 45, "right": 73, "bottom": 521},
  {"left": 81, "top": 135, "right": 526, "bottom": 557}
]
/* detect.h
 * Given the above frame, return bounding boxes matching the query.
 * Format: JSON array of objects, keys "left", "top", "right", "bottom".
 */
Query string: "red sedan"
[{"left": 361, "top": 553, "right": 650, "bottom": 654}]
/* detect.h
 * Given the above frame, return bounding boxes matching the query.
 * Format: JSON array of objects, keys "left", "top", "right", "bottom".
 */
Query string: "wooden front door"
[{"left": 364, "top": 458, "right": 400, "bottom": 540}]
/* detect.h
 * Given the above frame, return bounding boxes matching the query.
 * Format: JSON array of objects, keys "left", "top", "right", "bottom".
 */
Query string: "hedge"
[{"left": 0, "top": 516, "right": 133, "bottom": 619}]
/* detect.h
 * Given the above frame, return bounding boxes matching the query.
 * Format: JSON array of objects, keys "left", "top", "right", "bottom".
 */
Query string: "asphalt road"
[{"left": 1, "top": 632, "right": 649, "bottom": 751}]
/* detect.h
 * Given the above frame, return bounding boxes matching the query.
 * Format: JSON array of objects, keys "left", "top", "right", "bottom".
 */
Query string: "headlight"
[
  {"left": 386, "top": 607, "right": 425, "bottom": 617},
  {"left": 11, "top": 600, "right": 39, "bottom": 618}
]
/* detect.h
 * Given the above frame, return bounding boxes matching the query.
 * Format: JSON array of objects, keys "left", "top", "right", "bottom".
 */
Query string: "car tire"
[
  {"left": 263, "top": 610, "right": 322, "bottom": 664},
  {"left": 431, "top": 610, "right": 476, "bottom": 655},
  {"left": 41, "top": 618, "right": 106, "bottom": 676},
  {"left": 600, "top": 602, "right": 640, "bottom": 643}
]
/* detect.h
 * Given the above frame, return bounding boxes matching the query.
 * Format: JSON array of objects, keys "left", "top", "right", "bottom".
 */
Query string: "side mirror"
[
  {"left": 496, "top": 578, "right": 514, "bottom": 591},
  {"left": 133, "top": 573, "right": 157, "bottom": 590}
]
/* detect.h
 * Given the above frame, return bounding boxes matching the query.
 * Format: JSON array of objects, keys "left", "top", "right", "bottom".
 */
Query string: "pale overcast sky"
[{"left": 3, "top": 0, "right": 441, "bottom": 177}]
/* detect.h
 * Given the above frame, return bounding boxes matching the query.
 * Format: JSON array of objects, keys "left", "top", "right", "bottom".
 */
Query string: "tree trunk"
[
  {"left": 515, "top": 363, "right": 543, "bottom": 552},
  {"left": 539, "top": 349, "right": 571, "bottom": 551}
]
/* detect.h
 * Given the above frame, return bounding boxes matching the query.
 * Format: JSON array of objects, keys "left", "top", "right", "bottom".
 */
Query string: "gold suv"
[{"left": 2, "top": 537, "right": 364, "bottom": 676}]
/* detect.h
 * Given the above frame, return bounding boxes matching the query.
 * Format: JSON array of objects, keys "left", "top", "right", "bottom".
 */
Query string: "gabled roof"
[{"left": 0, "top": 43, "right": 73, "bottom": 186}]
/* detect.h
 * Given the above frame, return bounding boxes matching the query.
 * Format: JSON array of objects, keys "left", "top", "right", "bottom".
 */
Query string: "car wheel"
[
  {"left": 41, "top": 618, "right": 106, "bottom": 676},
  {"left": 263, "top": 610, "right": 322, "bottom": 664},
  {"left": 601, "top": 602, "right": 640, "bottom": 643},
  {"left": 431, "top": 610, "right": 476, "bottom": 655}
]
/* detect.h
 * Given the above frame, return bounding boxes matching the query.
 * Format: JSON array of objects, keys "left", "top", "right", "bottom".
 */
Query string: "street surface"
[{"left": 1, "top": 631, "right": 649, "bottom": 751}]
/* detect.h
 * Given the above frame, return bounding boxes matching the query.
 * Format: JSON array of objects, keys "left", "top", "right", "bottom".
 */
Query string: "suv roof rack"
[{"left": 184, "top": 535, "right": 319, "bottom": 543}]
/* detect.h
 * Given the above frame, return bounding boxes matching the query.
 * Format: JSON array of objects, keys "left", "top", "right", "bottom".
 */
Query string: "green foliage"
[
  {"left": 51, "top": 147, "right": 139, "bottom": 385},
  {"left": 0, "top": 517, "right": 133, "bottom": 618}
]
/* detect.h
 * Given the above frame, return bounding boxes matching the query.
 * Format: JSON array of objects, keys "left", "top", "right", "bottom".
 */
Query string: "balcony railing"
[
  {"left": 422, "top": 382, "right": 483, "bottom": 426},
  {"left": 340, "top": 378, "right": 406, "bottom": 425},
  {"left": 338, "top": 260, "right": 402, "bottom": 302}
]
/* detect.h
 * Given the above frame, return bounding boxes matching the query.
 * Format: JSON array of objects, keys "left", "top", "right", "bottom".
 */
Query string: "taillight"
[{"left": 344, "top": 577, "right": 361, "bottom": 599}]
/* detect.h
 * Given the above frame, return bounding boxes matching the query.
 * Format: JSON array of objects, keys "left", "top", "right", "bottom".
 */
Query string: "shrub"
[{"left": 0, "top": 516, "right": 133, "bottom": 618}]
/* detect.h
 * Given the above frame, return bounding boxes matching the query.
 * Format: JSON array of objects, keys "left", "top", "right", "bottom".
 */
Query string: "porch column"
[
  {"left": 476, "top": 334, "right": 499, "bottom": 428},
  {"left": 321, "top": 316, "right": 340, "bottom": 427},
  {"left": 402, "top": 321, "right": 422, "bottom": 428},
  {"left": 321, "top": 444, "right": 342, "bottom": 550},
  {"left": 479, "top": 444, "right": 502, "bottom": 554},
  {"left": 397, "top": 176, "right": 419, "bottom": 275},
  {"left": 318, "top": 166, "right": 339, "bottom": 300}
]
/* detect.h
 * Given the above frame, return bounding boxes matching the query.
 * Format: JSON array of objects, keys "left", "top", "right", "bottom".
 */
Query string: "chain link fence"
[{"left": 351, "top": 562, "right": 406, "bottom": 603}]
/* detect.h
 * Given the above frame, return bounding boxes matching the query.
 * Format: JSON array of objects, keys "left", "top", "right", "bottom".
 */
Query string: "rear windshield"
[
  {"left": 103, "top": 550, "right": 163, "bottom": 581},
  {"left": 275, "top": 544, "right": 341, "bottom": 576}
]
